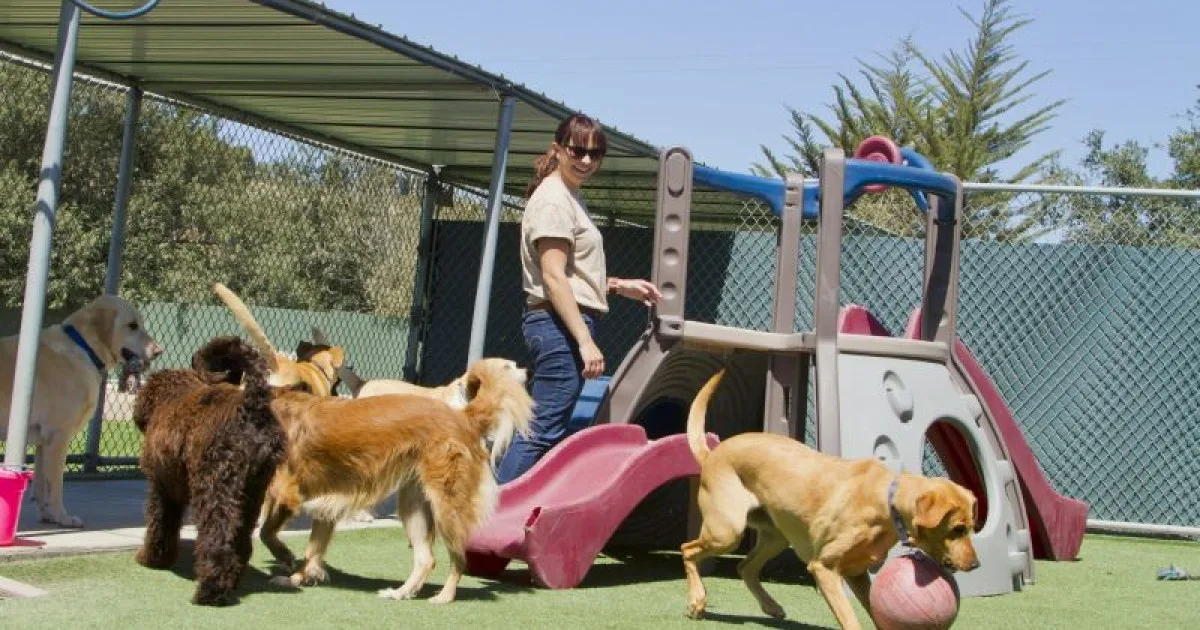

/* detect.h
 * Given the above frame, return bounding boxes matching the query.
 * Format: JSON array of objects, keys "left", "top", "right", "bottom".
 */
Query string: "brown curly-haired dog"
[{"left": 132, "top": 336, "right": 288, "bottom": 606}]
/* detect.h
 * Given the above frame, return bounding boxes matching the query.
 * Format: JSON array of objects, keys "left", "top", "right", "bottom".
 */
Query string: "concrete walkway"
[{"left": 1, "top": 478, "right": 399, "bottom": 562}]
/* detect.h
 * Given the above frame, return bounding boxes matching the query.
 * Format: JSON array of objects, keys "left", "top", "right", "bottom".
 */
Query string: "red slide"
[
  {"left": 838, "top": 305, "right": 1088, "bottom": 561},
  {"left": 465, "top": 423, "right": 719, "bottom": 589}
]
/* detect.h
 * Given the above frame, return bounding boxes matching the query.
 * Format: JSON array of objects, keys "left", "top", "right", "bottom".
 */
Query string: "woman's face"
[{"left": 555, "top": 133, "right": 604, "bottom": 189}]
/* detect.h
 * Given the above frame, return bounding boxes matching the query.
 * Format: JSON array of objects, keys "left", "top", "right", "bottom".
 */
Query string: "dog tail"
[
  {"left": 462, "top": 365, "right": 535, "bottom": 467},
  {"left": 192, "top": 335, "right": 273, "bottom": 420},
  {"left": 687, "top": 369, "right": 725, "bottom": 464},
  {"left": 212, "top": 282, "right": 279, "bottom": 371}
]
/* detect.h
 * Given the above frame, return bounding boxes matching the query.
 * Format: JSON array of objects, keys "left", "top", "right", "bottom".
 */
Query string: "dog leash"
[
  {"left": 63, "top": 324, "right": 106, "bottom": 371},
  {"left": 887, "top": 475, "right": 917, "bottom": 548}
]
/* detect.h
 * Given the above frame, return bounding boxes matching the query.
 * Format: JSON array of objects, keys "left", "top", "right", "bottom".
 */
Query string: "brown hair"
[{"left": 525, "top": 114, "right": 608, "bottom": 197}]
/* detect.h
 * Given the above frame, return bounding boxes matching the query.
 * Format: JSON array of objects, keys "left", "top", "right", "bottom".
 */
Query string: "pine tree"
[{"left": 753, "top": 0, "right": 1066, "bottom": 240}]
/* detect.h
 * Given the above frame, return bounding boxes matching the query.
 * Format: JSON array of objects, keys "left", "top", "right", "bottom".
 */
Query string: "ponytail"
[{"left": 526, "top": 147, "right": 559, "bottom": 197}]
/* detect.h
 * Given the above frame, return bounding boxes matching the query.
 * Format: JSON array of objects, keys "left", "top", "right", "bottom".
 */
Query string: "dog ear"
[
  {"left": 913, "top": 488, "right": 956, "bottom": 534},
  {"left": 308, "top": 351, "right": 334, "bottom": 377},
  {"left": 465, "top": 371, "right": 482, "bottom": 400},
  {"left": 296, "top": 341, "right": 316, "bottom": 358},
  {"left": 89, "top": 298, "right": 120, "bottom": 350},
  {"left": 327, "top": 346, "right": 345, "bottom": 367}
]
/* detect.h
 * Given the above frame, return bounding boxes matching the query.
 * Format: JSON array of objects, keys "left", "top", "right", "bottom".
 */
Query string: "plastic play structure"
[{"left": 464, "top": 137, "right": 1088, "bottom": 596}]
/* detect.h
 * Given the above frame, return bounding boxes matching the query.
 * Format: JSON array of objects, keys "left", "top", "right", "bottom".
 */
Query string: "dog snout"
[{"left": 947, "top": 552, "right": 981, "bottom": 573}]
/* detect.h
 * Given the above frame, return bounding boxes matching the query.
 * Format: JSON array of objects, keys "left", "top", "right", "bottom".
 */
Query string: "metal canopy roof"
[{"left": 0, "top": 0, "right": 753, "bottom": 222}]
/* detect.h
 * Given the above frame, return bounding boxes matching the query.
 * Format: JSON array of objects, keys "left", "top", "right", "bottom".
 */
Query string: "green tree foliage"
[
  {"left": 0, "top": 60, "right": 425, "bottom": 315},
  {"left": 753, "top": 0, "right": 1067, "bottom": 241},
  {"left": 1056, "top": 91, "right": 1200, "bottom": 248}
]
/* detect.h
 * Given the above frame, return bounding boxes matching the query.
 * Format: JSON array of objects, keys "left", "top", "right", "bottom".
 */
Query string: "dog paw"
[
  {"left": 134, "top": 547, "right": 174, "bottom": 569},
  {"left": 686, "top": 600, "right": 707, "bottom": 620},
  {"left": 378, "top": 586, "right": 417, "bottom": 600},
  {"left": 348, "top": 510, "right": 375, "bottom": 523},
  {"left": 761, "top": 601, "right": 787, "bottom": 619},
  {"left": 268, "top": 575, "right": 299, "bottom": 589},
  {"left": 428, "top": 591, "right": 455, "bottom": 605},
  {"left": 288, "top": 565, "right": 328, "bottom": 587},
  {"left": 192, "top": 584, "right": 238, "bottom": 607},
  {"left": 42, "top": 513, "right": 84, "bottom": 529}
]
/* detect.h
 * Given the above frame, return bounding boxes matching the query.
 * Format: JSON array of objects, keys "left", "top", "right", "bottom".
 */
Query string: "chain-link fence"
[
  {"left": 424, "top": 178, "right": 1199, "bottom": 529},
  {"left": 0, "top": 53, "right": 433, "bottom": 473},
  {"left": 2, "top": 52, "right": 1198, "bottom": 528}
]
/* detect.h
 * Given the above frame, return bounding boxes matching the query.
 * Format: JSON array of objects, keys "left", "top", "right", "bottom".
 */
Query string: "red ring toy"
[{"left": 852, "top": 135, "right": 902, "bottom": 193}]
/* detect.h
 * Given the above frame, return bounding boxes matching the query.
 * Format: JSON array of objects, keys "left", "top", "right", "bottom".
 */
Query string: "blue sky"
[{"left": 326, "top": 0, "right": 1196, "bottom": 181}]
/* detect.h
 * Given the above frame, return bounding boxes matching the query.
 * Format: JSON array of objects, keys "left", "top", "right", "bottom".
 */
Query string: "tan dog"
[
  {"left": 258, "top": 358, "right": 533, "bottom": 604},
  {"left": 0, "top": 295, "right": 162, "bottom": 527},
  {"left": 347, "top": 357, "right": 528, "bottom": 523},
  {"left": 354, "top": 358, "right": 527, "bottom": 408},
  {"left": 682, "top": 369, "right": 980, "bottom": 629},
  {"left": 211, "top": 283, "right": 344, "bottom": 397}
]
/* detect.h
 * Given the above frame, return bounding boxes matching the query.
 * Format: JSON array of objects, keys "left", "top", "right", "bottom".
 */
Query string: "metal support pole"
[
  {"left": 466, "top": 95, "right": 516, "bottom": 365},
  {"left": 401, "top": 169, "right": 441, "bottom": 383},
  {"left": 4, "top": 0, "right": 82, "bottom": 470},
  {"left": 82, "top": 86, "right": 142, "bottom": 473}
]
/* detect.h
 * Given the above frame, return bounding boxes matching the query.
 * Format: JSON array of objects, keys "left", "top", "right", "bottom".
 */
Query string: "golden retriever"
[
  {"left": 335, "top": 355, "right": 528, "bottom": 523},
  {"left": 0, "top": 294, "right": 162, "bottom": 527},
  {"left": 258, "top": 358, "right": 533, "bottom": 604},
  {"left": 211, "top": 283, "right": 345, "bottom": 397},
  {"left": 683, "top": 369, "right": 980, "bottom": 629}
]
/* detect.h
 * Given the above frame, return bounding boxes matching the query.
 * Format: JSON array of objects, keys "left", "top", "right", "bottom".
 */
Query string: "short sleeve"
[{"left": 524, "top": 193, "right": 576, "bottom": 246}]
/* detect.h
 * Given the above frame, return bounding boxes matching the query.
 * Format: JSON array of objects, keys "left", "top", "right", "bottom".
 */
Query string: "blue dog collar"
[
  {"left": 63, "top": 324, "right": 106, "bottom": 371},
  {"left": 888, "top": 476, "right": 915, "bottom": 547}
]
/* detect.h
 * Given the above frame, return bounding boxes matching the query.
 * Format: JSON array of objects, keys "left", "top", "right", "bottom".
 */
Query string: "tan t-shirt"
[{"left": 521, "top": 173, "right": 609, "bottom": 313}]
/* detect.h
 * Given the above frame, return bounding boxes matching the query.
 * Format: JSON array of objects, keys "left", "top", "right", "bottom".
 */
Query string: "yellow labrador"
[
  {"left": 353, "top": 358, "right": 527, "bottom": 408},
  {"left": 683, "top": 370, "right": 980, "bottom": 628},
  {"left": 0, "top": 295, "right": 162, "bottom": 527}
]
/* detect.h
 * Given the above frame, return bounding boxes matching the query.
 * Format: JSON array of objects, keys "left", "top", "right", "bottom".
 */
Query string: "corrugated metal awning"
[{"left": 0, "top": 0, "right": 754, "bottom": 222}]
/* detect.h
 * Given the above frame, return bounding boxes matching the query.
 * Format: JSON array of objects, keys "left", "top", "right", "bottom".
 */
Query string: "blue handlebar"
[
  {"left": 691, "top": 148, "right": 955, "bottom": 221},
  {"left": 691, "top": 166, "right": 793, "bottom": 216}
]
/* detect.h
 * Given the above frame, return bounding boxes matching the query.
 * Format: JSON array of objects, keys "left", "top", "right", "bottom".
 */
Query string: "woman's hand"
[
  {"left": 608, "top": 278, "right": 663, "bottom": 306},
  {"left": 579, "top": 340, "right": 605, "bottom": 379}
]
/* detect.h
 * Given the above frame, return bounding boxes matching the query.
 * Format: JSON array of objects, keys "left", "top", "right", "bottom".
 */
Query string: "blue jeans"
[{"left": 495, "top": 309, "right": 596, "bottom": 484}]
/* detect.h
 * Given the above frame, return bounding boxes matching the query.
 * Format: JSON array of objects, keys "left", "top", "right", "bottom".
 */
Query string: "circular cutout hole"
[{"left": 882, "top": 371, "right": 913, "bottom": 423}]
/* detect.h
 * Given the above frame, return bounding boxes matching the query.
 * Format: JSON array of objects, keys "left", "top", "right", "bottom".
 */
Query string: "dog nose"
[{"left": 967, "top": 558, "right": 981, "bottom": 571}]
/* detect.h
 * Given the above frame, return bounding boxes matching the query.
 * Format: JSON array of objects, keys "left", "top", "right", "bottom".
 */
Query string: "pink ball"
[{"left": 870, "top": 553, "right": 961, "bottom": 630}]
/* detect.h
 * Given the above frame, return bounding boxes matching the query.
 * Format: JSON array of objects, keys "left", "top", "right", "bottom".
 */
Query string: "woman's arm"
[
  {"left": 538, "top": 238, "right": 605, "bottom": 378},
  {"left": 606, "top": 276, "right": 663, "bottom": 306}
]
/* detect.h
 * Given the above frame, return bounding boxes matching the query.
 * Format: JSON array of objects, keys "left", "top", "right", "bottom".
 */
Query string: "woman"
[{"left": 495, "top": 114, "right": 662, "bottom": 484}]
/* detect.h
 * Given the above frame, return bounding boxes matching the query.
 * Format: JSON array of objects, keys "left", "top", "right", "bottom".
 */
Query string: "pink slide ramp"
[
  {"left": 465, "top": 423, "right": 719, "bottom": 589},
  {"left": 838, "top": 305, "right": 1088, "bottom": 561},
  {"left": 904, "top": 307, "right": 1087, "bottom": 561}
]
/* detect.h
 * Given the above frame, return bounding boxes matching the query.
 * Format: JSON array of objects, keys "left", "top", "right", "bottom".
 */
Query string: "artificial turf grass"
[{"left": 0, "top": 529, "right": 1196, "bottom": 629}]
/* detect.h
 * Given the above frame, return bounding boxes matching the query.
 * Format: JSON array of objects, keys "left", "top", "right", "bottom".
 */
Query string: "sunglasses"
[{"left": 563, "top": 145, "right": 605, "bottom": 161}]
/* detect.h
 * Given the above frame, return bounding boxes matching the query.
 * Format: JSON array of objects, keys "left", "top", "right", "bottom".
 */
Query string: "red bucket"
[{"left": 0, "top": 468, "right": 34, "bottom": 546}]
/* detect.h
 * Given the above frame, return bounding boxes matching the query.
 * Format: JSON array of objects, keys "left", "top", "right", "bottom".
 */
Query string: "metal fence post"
[
  {"left": 402, "top": 168, "right": 441, "bottom": 383},
  {"left": 83, "top": 86, "right": 142, "bottom": 473},
  {"left": 3, "top": 0, "right": 82, "bottom": 470},
  {"left": 466, "top": 94, "right": 516, "bottom": 365}
]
